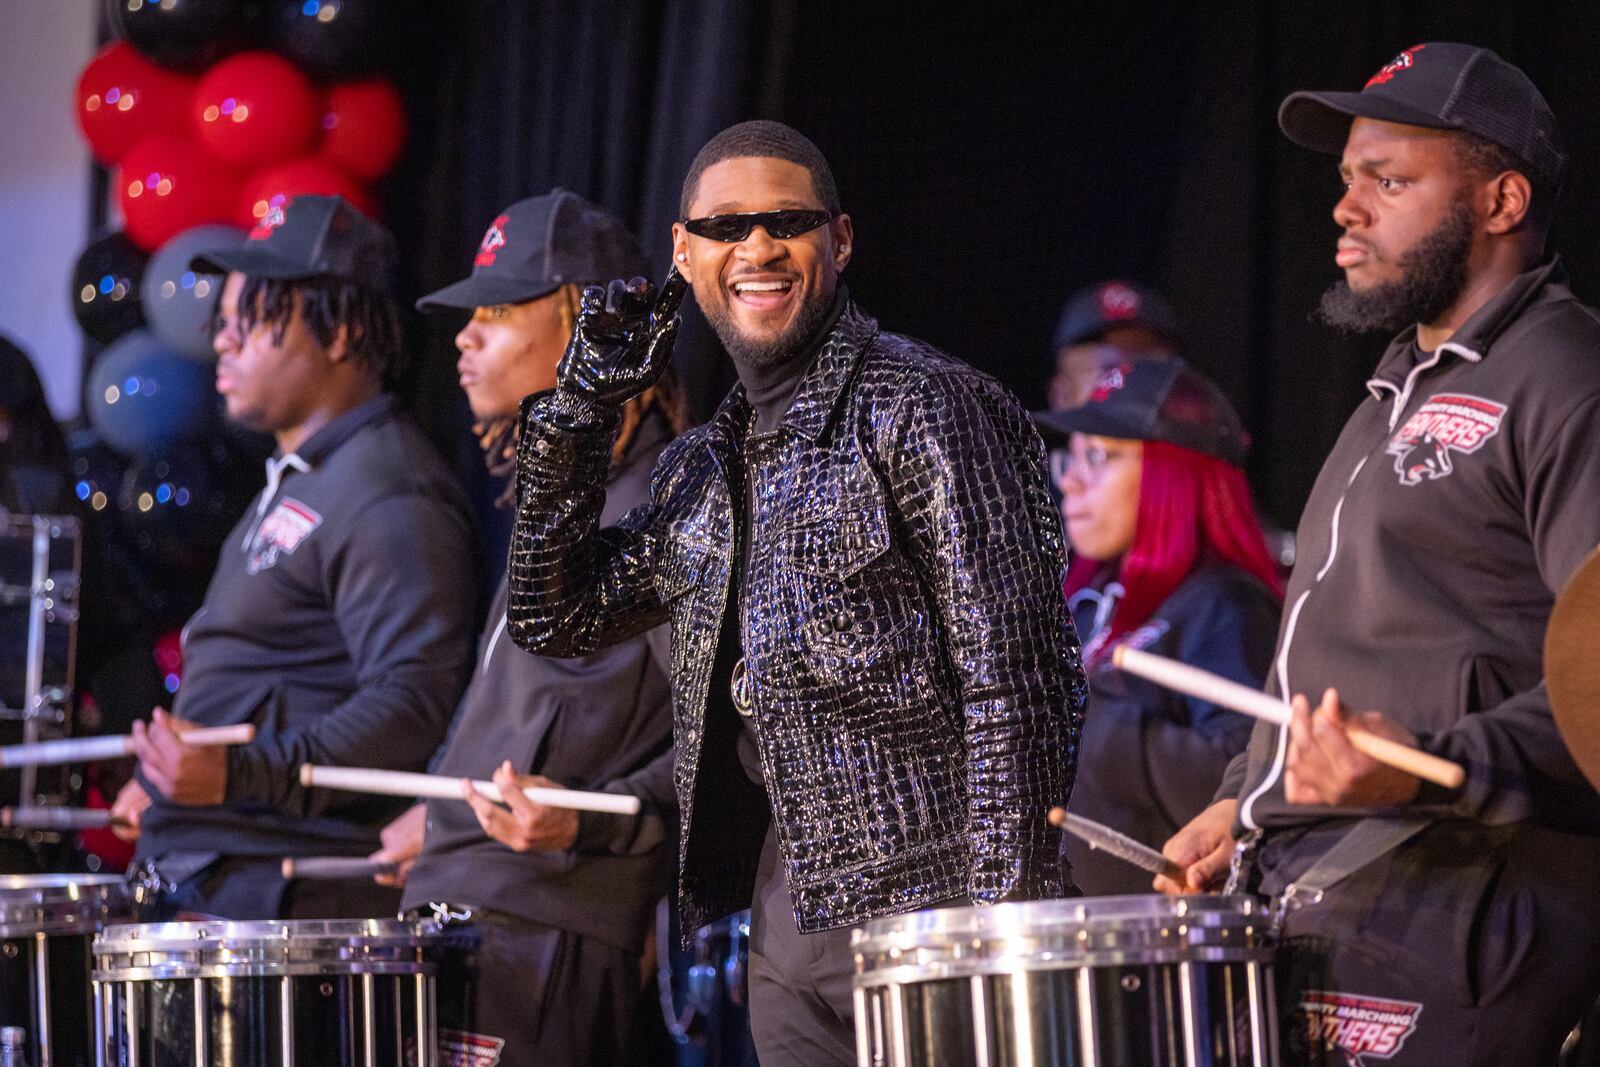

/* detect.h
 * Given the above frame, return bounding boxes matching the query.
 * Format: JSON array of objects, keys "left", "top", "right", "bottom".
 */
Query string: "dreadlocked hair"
[
  {"left": 480, "top": 284, "right": 690, "bottom": 508},
  {"left": 210, "top": 274, "right": 406, "bottom": 388}
]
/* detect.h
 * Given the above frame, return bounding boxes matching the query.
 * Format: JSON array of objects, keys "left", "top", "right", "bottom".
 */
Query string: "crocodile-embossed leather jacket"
[{"left": 507, "top": 301, "right": 1087, "bottom": 934}]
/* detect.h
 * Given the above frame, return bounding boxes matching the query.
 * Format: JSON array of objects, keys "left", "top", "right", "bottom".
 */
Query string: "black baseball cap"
[
  {"left": 1053, "top": 279, "right": 1180, "bottom": 351},
  {"left": 416, "top": 189, "right": 652, "bottom": 311},
  {"left": 1278, "top": 42, "right": 1565, "bottom": 189},
  {"left": 1032, "top": 358, "right": 1250, "bottom": 467},
  {"left": 189, "top": 195, "right": 399, "bottom": 290}
]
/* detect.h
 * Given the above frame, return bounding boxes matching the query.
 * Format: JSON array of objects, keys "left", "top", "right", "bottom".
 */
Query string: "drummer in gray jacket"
[{"left": 378, "top": 191, "right": 681, "bottom": 1066}]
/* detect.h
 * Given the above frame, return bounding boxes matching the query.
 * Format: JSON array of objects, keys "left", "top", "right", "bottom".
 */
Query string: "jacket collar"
[
  {"left": 285, "top": 393, "right": 399, "bottom": 466},
  {"left": 1367, "top": 257, "right": 1566, "bottom": 399},
  {"left": 777, "top": 299, "right": 880, "bottom": 443}
]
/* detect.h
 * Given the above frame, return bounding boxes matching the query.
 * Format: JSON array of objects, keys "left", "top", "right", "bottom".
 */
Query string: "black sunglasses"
[{"left": 681, "top": 209, "right": 834, "bottom": 242}]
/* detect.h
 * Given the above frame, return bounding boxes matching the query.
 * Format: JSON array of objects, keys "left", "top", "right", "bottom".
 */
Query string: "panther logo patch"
[{"left": 1384, "top": 393, "right": 1505, "bottom": 486}]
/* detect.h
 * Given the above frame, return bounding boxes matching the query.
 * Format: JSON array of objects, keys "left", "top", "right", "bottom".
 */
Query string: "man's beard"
[
  {"left": 702, "top": 282, "right": 837, "bottom": 370},
  {"left": 1317, "top": 201, "right": 1475, "bottom": 335}
]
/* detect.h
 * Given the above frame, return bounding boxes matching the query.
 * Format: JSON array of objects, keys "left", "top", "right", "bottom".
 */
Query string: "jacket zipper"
[{"left": 1240, "top": 342, "right": 1472, "bottom": 829}]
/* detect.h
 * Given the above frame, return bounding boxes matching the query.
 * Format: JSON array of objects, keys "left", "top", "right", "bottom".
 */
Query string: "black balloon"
[
  {"left": 264, "top": 0, "right": 395, "bottom": 80},
  {"left": 117, "top": 442, "right": 241, "bottom": 580},
  {"left": 69, "top": 438, "right": 130, "bottom": 521},
  {"left": 111, "top": 0, "right": 264, "bottom": 73},
  {"left": 71, "top": 232, "right": 148, "bottom": 345}
]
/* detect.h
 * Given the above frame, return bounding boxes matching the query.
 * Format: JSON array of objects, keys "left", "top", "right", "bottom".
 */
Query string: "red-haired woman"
[{"left": 1036, "top": 359, "right": 1284, "bottom": 895}]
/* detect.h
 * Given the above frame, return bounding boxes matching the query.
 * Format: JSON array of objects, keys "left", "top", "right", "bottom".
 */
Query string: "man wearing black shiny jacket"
[{"left": 504, "top": 121, "right": 1086, "bottom": 1065}]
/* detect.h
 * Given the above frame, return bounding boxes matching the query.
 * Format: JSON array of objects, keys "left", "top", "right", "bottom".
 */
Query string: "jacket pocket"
[
  {"left": 778, "top": 498, "right": 912, "bottom": 669},
  {"left": 782, "top": 496, "right": 890, "bottom": 578},
  {"left": 654, "top": 527, "right": 721, "bottom": 603},
  {"left": 1455, "top": 654, "right": 1518, "bottom": 716}
]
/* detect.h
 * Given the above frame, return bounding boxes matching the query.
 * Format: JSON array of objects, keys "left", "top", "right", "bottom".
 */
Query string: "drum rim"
[
  {"left": 0, "top": 873, "right": 134, "bottom": 936},
  {"left": 852, "top": 894, "right": 1264, "bottom": 940},
  {"left": 850, "top": 893, "right": 1271, "bottom": 969},
  {"left": 92, "top": 917, "right": 443, "bottom": 980},
  {"left": 0, "top": 873, "right": 127, "bottom": 891}
]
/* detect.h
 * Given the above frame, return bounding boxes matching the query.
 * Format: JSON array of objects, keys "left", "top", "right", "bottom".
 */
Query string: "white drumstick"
[
  {"left": 0, "top": 723, "right": 256, "bottom": 769},
  {"left": 1112, "top": 645, "right": 1466, "bottom": 790},
  {"left": 298, "top": 764, "right": 641, "bottom": 815}
]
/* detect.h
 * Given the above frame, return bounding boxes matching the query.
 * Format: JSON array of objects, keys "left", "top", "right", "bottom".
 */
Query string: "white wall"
[{"left": 0, "top": 3, "right": 98, "bottom": 420}]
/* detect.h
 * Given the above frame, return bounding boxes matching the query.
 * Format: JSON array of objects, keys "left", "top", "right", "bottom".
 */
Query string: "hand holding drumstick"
[{"left": 1283, "top": 687, "right": 1423, "bottom": 807}]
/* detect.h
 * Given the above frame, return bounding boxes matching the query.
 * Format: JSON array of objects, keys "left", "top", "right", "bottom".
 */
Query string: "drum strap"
[{"left": 1263, "top": 817, "right": 1432, "bottom": 931}]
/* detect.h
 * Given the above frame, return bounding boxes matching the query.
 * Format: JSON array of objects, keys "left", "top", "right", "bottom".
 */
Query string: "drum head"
[{"left": 1547, "top": 545, "right": 1600, "bottom": 794}]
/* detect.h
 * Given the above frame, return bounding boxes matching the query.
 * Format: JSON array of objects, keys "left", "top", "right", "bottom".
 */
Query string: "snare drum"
[
  {"left": 852, "top": 894, "right": 1278, "bottom": 1067},
  {"left": 93, "top": 919, "right": 441, "bottom": 1066},
  {"left": 0, "top": 873, "right": 133, "bottom": 1067}
]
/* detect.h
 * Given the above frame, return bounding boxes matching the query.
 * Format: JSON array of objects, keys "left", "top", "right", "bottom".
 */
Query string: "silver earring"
[{"left": 675, "top": 252, "right": 686, "bottom": 262}]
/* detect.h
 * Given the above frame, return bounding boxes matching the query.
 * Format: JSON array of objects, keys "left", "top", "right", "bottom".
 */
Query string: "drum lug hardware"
[
  {"left": 1223, "top": 829, "right": 1261, "bottom": 896},
  {"left": 1270, "top": 882, "right": 1322, "bottom": 932},
  {"left": 127, "top": 860, "right": 175, "bottom": 906},
  {"left": 426, "top": 902, "right": 474, "bottom": 928}
]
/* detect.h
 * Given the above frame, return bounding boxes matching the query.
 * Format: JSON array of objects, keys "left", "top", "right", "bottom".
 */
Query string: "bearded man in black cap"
[
  {"left": 373, "top": 190, "right": 681, "bottom": 1066},
  {"left": 504, "top": 120, "right": 1086, "bottom": 1065},
  {"left": 117, "top": 195, "right": 478, "bottom": 921},
  {"left": 1156, "top": 44, "right": 1600, "bottom": 1064}
]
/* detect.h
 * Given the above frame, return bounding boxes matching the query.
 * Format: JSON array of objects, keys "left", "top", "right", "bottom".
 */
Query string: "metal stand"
[{"left": 1, "top": 514, "right": 81, "bottom": 821}]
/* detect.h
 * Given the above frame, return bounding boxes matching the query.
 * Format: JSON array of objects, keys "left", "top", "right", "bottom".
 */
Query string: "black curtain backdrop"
[{"left": 386, "top": 0, "right": 1600, "bottom": 539}]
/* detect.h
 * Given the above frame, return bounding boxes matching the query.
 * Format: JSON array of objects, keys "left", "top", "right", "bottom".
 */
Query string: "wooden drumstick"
[
  {"left": 281, "top": 856, "right": 398, "bottom": 880},
  {"left": 0, "top": 723, "right": 256, "bottom": 769},
  {"left": 0, "top": 806, "right": 129, "bottom": 831},
  {"left": 298, "top": 764, "right": 642, "bottom": 815},
  {"left": 1112, "top": 646, "right": 1466, "bottom": 789},
  {"left": 1047, "top": 807, "right": 1187, "bottom": 884}
]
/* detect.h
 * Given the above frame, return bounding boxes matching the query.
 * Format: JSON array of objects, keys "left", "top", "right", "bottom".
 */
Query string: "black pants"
[
  {"left": 1259, "top": 821, "right": 1600, "bottom": 1066},
  {"left": 435, "top": 916, "right": 643, "bottom": 1067},
  {"left": 747, "top": 826, "right": 858, "bottom": 1067}
]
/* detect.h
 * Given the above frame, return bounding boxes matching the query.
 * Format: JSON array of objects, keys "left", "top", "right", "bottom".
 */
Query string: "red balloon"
[
  {"left": 318, "top": 79, "right": 407, "bottom": 181},
  {"left": 238, "top": 157, "right": 377, "bottom": 229},
  {"left": 117, "top": 134, "right": 243, "bottom": 252},
  {"left": 76, "top": 42, "right": 195, "bottom": 166},
  {"left": 192, "top": 51, "right": 320, "bottom": 169}
]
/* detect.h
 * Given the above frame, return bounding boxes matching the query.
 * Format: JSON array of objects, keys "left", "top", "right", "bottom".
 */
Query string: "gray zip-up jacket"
[
  {"left": 1220, "top": 257, "right": 1600, "bottom": 835},
  {"left": 139, "top": 396, "right": 478, "bottom": 861}
]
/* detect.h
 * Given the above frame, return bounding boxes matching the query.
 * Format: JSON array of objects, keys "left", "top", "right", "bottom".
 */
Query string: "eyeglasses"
[
  {"left": 681, "top": 210, "right": 834, "bottom": 243},
  {"left": 1049, "top": 444, "right": 1129, "bottom": 487}
]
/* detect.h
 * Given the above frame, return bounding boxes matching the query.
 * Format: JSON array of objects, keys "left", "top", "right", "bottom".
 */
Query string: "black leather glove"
[{"left": 556, "top": 268, "right": 687, "bottom": 408}]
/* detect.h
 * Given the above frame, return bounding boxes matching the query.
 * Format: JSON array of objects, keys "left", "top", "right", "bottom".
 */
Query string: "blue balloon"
[
  {"left": 86, "top": 331, "right": 217, "bottom": 457},
  {"left": 142, "top": 224, "right": 246, "bottom": 360}
]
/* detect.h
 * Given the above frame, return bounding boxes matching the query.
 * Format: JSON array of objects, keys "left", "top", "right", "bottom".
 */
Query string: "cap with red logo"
[
  {"left": 1278, "top": 42, "right": 1565, "bottom": 190},
  {"left": 1052, "top": 279, "right": 1180, "bottom": 351},
  {"left": 188, "top": 195, "right": 398, "bottom": 291},
  {"left": 1032, "top": 358, "right": 1250, "bottom": 467},
  {"left": 416, "top": 189, "right": 651, "bottom": 311}
]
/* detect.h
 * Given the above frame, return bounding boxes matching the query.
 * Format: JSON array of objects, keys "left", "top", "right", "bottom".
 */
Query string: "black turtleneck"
[
  {"left": 734, "top": 289, "right": 846, "bottom": 435},
  {"left": 720, "top": 289, "right": 847, "bottom": 786}
]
